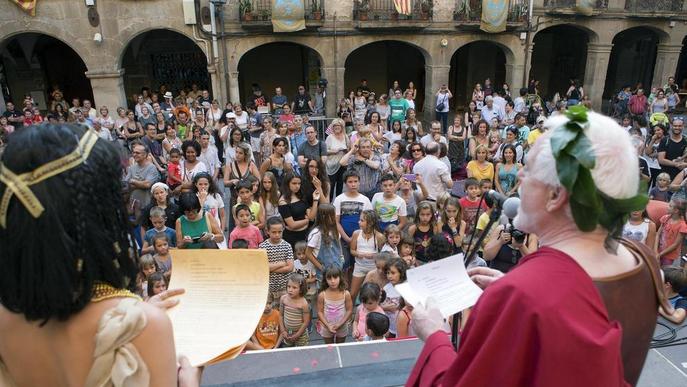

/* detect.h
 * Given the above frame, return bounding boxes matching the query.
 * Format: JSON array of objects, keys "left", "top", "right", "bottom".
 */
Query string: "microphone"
[
  {"left": 503, "top": 197, "right": 521, "bottom": 220},
  {"left": 486, "top": 190, "right": 509, "bottom": 208}
]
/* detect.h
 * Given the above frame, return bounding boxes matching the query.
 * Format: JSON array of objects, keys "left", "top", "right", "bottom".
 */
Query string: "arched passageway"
[{"left": 449, "top": 41, "right": 507, "bottom": 110}]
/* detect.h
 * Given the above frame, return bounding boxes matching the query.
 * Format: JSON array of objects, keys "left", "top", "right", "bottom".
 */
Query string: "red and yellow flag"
[{"left": 9, "top": 0, "right": 37, "bottom": 16}]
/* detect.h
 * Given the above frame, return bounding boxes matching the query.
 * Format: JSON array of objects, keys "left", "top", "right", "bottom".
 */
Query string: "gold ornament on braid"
[{"left": 0, "top": 130, "right": 99, "bottom": 228}]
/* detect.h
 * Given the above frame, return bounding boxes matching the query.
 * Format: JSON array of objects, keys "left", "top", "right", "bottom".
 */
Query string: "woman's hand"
[
  {"left": 183, "top": 235, "right": 193, "bottom": 244},
  {"left": 313, "top": 190, "right": 321, "bottom": 202},
  {"left": 177, "top": 356, "right": 203, "bottom": 387},
  {"left": 147, "top": 288, "right": 185, "bottom": 310},
  {"left": 312, "top": 176, "right": 322, "bottom": 190},
  {"left": 199, "top": 232, "right": 213, "bottom": 242},
  {"left": 467, "top": 267, "right": 504, "bottom": 290}
]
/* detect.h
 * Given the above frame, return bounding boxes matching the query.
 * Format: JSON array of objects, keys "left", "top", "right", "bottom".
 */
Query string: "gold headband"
[{"left": 0, "top": 130, "right": 99, "bottom": 228}]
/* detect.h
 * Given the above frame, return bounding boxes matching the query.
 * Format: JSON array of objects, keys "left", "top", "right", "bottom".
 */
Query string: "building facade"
[{"left": 1, "top": 0, "right": 686, "bottom": 115}]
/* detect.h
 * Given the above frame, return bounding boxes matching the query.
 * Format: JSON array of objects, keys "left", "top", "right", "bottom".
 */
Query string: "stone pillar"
[
  {"left": 653, "top": 44, "right": 683, "bottom": 88},
  {"left": 85, "top": 69, "right": 127, "bottom": 109},
  {"left": 321, "top": 66, "right": 344, "bottom": 117},
  {"left": 208, "top": 64, "right": 225, "bottom": 104},
  {"left": 506, "top": 60, "right": 526, "bottom": 91},
  {"left": 228, "top": 71, "right": 240, "bottom": 105},
  {"left": 423, "top": 64, "right": 450, "bottom": 117},
  {"left": 583, "top": 43, "right": 613, "bottom": 110}
]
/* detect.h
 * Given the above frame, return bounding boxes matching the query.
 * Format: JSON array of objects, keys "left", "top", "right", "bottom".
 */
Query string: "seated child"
[
  {"left": 364, "top": 312, "right": 390, "bottom": 341},
  {"left": 141, "top": 206, "right": 177, "bottom": 255},
  {"left": 364, "top": 252, "right": 394, "bottom": 289},
  {"left": 650, "top": 172, "right": 673, "bottom": 203},
  {"left": 659, "top": 267, "right": 687, "bottom": 324},
  {"left": 246, "top": 293, "right": 282, "bottom": 350},
  {"left": 136, "top": 254, "right": 158, "bottom": 298}
]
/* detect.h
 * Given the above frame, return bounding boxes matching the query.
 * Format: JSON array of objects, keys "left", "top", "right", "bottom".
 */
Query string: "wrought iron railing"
[
  {"left": 542, "top": 0, "right": 609, "bottom": 8},
  {"left": 624, "top": 0, "right": 683, "bottom": 12},
  {"left": 353, "top": 0, "right": 433, "bottom": 21},
  {"left": 453, "top": 0, "right": 528, "bottom": 23},
  {"left": 239, "top": 0, "right": 325, "bottom": 22}
]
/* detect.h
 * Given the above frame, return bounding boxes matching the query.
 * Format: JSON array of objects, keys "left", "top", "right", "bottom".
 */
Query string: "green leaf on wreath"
[
  {"left": 551, "top": 127, "right": 578, "bottom": 157},
  {"left": 571, "top": 198, "right": 598, "bottom": 232},
  {"left": 556, "top": 154, "right": 579, "bottom": 191},
  {"left": 566, "top": 134, "right": 596, "bottom": 170}
]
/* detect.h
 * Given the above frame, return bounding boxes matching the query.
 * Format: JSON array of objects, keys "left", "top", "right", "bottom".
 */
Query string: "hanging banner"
[
  {"left": 9, "top": 0, "right": 36, "bottom": 16},
  {"left": 575, "top": 0, "right": 595, "bottom": 16},
  {"left": 271, "top": 0, "right": 306, "bottom": 33},
  {"left": 394, "top": 0, "right": 413, "bottom": 16},
  {"left": 480, "top": 0, "right": 510, "bottom": 34}
]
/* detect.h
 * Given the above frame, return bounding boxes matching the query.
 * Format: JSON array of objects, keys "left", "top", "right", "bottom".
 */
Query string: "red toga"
[{"left": 406, "top": 247, "right": 629, "bottom": 387}]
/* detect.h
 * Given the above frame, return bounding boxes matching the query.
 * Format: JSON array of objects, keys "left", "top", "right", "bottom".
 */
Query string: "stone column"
[
  {"left": 85, "top": 69, "right": 127, "bottom": 109},
  {"left": 423, "top": 64, "right": 450, "bottom": 117},
  {"left": 228, "top": 71, "right": 240, "bottom": 104},
  {"left": 653, "top": 44, "right": 683, "bottom": 88},
  {"left": 506, "top": 61, "right": 526, "bottom": 90},
  {"left": 583, "top": 43, "right": 613, "bottom": 110},
  {"left": 321, "top": 66, "right": 344, "bottom": 117},
  {"left": 208, "top": 64, "right": 225, "bottom": 104}
]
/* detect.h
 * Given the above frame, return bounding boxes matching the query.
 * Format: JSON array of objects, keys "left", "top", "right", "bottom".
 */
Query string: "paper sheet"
[
  {"left": 167, "top": 249, "right": 269, "bottom": 366},
  {"left": 395, "top": 253, "right": 483, "bottom": 318}
]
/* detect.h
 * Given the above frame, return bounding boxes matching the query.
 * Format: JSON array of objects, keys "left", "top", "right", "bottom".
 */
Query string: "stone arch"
[
  {"left": 344, "top": 40, "right": 429, "bottom": 111},
  {"left": 603, "top": 26, "right": 663, "bottom": 98},
  {"left": 116, "top": 26, "right": 210, "bottom": 70},
  {"left": 1, "top": 32, "right": 93, "bottom": 109},
  {"left": 449, "top": 40, "right": 514, "bottom": 109},
  {"left": 231, "top": 37, "right": 327, "bottom": 71},
  {"left": 236, "top": 41, "right": 325, "bottom": 105},
  {"left": 530, "top": 24, "right": 592, "bottom": 100},
  {"left": 120, "top": 28, "right": 211, "bottom": 103}
]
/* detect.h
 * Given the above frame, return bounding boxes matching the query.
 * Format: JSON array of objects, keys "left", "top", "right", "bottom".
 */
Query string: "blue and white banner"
[
  {"left": 480, "top": 0, "right": 510, "bottom": 33},
  {"left": 272, "top": 0, "right": 306, "bottom": 33}
]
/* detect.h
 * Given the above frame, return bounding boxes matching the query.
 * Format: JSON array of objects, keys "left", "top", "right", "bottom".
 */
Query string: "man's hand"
[
  {"left": 467, "top": 267, "right": 504, "bottom": 290},
  {"left": 412, "top": 297, "right": 445, "bottom": 341}
]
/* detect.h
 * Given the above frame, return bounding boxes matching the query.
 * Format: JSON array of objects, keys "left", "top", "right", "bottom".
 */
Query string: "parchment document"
[
  {"left": 167, "top": 249, "right": 269, "bottom": 366},
  {"left": 395, "top": 253, "right": 483, "bottom": 318}
]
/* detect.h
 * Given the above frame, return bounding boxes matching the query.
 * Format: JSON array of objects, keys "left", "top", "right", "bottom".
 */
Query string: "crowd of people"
[{"left": 1, "top": 73, "right": 686, "bottom": 354}]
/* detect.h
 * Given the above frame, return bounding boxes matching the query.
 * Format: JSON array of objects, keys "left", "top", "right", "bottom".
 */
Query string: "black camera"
[
  {"left": 511, "top": 227, "right": 526, "bottom": 244},
  {"left": 318, "top": 79, "right": 328, "bottom": 88}
]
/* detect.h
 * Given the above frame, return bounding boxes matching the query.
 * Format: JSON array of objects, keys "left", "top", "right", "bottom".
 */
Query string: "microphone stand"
[{"left": 451, "top": 205, "right": 503, "bottom": 351}]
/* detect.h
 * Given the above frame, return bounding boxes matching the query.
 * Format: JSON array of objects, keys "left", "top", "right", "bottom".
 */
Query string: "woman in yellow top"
[{"left": 466, "top": 144, "right": 495, "bottom": 182}]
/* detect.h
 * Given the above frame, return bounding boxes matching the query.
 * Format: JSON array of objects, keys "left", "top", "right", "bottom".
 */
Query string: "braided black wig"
[{"left": 0, "top": 124, "right": 138, "bottom": 322}]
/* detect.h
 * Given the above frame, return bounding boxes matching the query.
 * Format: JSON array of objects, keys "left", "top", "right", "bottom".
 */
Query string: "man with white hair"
[
  {"left": 412, "top": 141, "right": 453, "bottom": 201},
  {"left": 480, "top": 96, "right": 501, "bottom": 123},
  {"left": 407, "top": 107, "right": 669, "bottom": 387}
]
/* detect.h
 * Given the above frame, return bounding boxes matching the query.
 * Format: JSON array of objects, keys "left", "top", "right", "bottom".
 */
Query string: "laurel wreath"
[{"left": 551, "top": 106, "right": 648, "bottom": 252}]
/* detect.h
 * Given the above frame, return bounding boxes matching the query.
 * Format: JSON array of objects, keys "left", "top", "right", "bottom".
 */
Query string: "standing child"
[
  {"left": 371, "top": 174, "right": 407, "bottom": 231},
  {"left": 259, "top": 217, "right": 295, "bottom": 300},
  {"left": 352, "top": 282, "right": 385, "bottom": 341},
  {"left": 247, "top": 293, "right": 282, "bottom": 350},
  {"left": 234, "top": 180, "right": 265, "bottom": 230},
  {"left": 137, "top": 254, "right": 158, "bottom": 298},
  {"left": 460, "top": 178, "right": 489, "bottom": 237},
  {"left": 166, "top": 148, "right": 182, "bottom": 191},
  {"left": 146, "top": 272, "right": 167, "bottom": 299},
  {"left": 399, "top": 235, "right": 417, "bottom": 267},
  {"left": 407, "top": 201, "right": 439, "bottom": 264},
  {"left": 151, "top": 233, "right": 173, "bottom": 282},
  {"left": 364, "top": 252, "right": 394, "bottom": 289},
  {"left": 396, "top": 299, "right": 415, "bottom": 338},
  {"left": 381, "top": 224, "right": 401, "bottom": 256},
  {"left": 364, "top": 312, "right": 390, "bottom": 341},
  {"left": 656, "top": 200, "right": 687, "bottom": 266},
  {"left": 306, "top": 203, "right": 344, "bottom": 277},
  {"left": 650, "top": 173, "right": 673, "bottom": 203},
  {"left": 280, "top": 273, "right": 311, "bottom": 347},
  {"left": 439, "top": 197, "right": 467, "bottom": 254},
  {"left": 141, "top": 206, "right": 177, "bottom": 254},
  {"left": 229, "top": 204, "right": 264, "bottom": 248},
  {"left": 350, "top": 210, "right": 386, "bottom": 302},
  {"left": 259, "top": 171, "right": 281, "bottom": 221},
  {"left": 382, "top": 257, "right": 407, "bottom": 338},
  {"left": 317, "top": 266, "right": 353, "bottom": 344},
  {"left": 293, "top": 241, "right": 318, "bottom": 309}
]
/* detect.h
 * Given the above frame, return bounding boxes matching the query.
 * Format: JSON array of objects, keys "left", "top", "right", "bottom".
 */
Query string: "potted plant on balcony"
[
  {"left": 259, "top": 9, "right": 270, "bottom": 21},
  {"left": 420, "top": 0, "right": 432, "bottom": 20},
  {"left": 454, "top": 0, "right": 471, "bottom": 21},
  {"left": 239, "top": 0, "right": 253, "bottom": 21},
  {"left": 311, "top": 0, "right": 322, "bottom": 20},
  {"left": 357, "top": 0, "right": 370, "bottom": 21}
]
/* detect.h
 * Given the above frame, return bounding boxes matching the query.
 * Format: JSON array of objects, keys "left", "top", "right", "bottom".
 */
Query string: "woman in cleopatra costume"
[
  {"left": 0, "top": 124, "right": 199, "bottom": 386},
  {"left": 407, "top": 108, "right": 672, "bottom": 387}
]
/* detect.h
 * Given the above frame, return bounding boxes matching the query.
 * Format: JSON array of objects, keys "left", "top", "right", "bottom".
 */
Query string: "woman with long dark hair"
[
  {"left": 0, "top": 124, "right": 200, "bottom": 386},
  {"left": 301, "top": 158, "right": 330, "bottom": 206},
  {"left": 278, "top": 173, "right": 319, "bottom": 246}
]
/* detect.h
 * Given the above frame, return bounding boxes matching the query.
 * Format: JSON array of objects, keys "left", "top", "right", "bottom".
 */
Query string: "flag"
[
  {"left": 9, "top": 0, "right": 37, "bottom": 16},
  {"left": 480, "top": 0, "right": 510, "bottom": 33},
  {"left": 271, "top": 0, "right": 306, "bottom": 33},
  {"left": 575, "top": 0, "right": 595, "bottom": 16},
  {"left": 394, "top": 0, "right": 412, "bottom": 16}
]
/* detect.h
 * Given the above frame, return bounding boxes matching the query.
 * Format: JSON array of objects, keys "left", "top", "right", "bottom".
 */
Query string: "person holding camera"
[{"left": 483, "top": 223, "right": 538, "bottom": 273}]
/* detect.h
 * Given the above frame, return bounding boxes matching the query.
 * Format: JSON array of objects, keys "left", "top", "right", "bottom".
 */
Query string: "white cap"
[{"left": 226, "top": 112, "right": 237, "bottom": 119}]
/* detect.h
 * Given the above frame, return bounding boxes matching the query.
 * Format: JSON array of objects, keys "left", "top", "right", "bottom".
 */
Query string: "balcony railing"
[
  {"left": 624, "top": 0, "right": 683, "bottom": 13},
  {"left": 353, "top": 0, "right": 433, "bottom": 21},
  {"left": 542, "top": 0, "right": 608, "bottom": 9},
  {"left": 453, "top": 0, "right": 528, "bottom": 23},
  {"left": 239, "top": 0, "right": 325, "bottom": 23}
]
